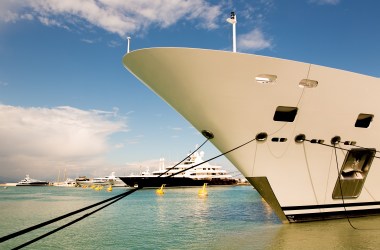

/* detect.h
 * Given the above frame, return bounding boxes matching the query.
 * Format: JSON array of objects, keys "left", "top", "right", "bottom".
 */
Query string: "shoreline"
[{"left": 0, "top": 183, "right": 17, "bottom": 187}]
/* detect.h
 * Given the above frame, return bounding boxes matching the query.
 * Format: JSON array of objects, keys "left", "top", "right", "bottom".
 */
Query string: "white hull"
[
  {"left": 120, "top": 149, "right": 237, "bottom": 187},
  {"left": 123, "top": 48, "right": 380, "bottom": 223},
  {"left": 16, "top": 175, "right": 49, "bottom": 186},
  {"left": 76, "top": 172, "right": 127, "bottom": 187}
]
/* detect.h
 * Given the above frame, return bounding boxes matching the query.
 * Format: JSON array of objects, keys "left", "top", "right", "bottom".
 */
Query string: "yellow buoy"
[
  {"left": 156, "top": 184, "right": 166, "bottom": 195},
  {"left": 198, "top": 183, "right": 208, "bottom": 197},
  {"left": 107, "top": 185, "right": 113, "bottom": 192}
]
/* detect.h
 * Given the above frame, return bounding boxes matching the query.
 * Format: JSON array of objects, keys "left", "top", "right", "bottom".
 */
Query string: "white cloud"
[
  {"left": 0, "top": 105, "right": 127, "bottom": 179},
  {"left": 309, "top": 0, "right": 340, "bottom": 5},
  {"left": 0, "top": 0, "right": 222, "bottom": 38},
  {"left": 169, "top": 127, "right": 183, "bottom": 131},
  {"left": 237, "top": 28, "right": 272, "bottom": 51},
  {"left": 114, "top": 143, "right": 125, "bottom": 149},
  {"left": 81, "top": 38, "right": 96, "bottom": 44}
]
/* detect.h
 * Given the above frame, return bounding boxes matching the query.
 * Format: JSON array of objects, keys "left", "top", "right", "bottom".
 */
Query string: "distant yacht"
[
  {"left": 76, "top": 172, "right": 126, "bottom": 187},
  {"left": 53, "top": 178, "right": 76, "bottom": 187},
  {"left": 119, "top": 149, "right": 237, "bottom": 188},
  {"left": 16, "top": 175, "right": 49, "bottom": 186}
]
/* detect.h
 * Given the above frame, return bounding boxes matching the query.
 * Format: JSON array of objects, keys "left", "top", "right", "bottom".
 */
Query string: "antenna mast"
[
  {"left": 127, "top": 37, "right": 131, "bottom": 53},
  {"left": 226, "top": 12, "right": 237, "bottom": 52}
]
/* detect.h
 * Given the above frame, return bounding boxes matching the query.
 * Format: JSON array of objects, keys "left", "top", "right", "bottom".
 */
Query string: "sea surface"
[{"left": 1, "top": 185, "right": 380, "bottom": 249}]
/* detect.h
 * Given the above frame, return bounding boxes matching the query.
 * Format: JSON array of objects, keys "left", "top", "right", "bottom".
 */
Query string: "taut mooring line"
[
  {"left": 166, "top": 137, "right": 256, "bottom": 178},
  {"left": 0, "top": 187, "right": 141, "bottom": 243},
  {"left": 3, "top": 133, "right": 258, "bottom": 248},
  {"left": 12, "top": 187, "right": 141, "bottom": 249},
  {"left": 158, "top": 139, "right": 209, "bottom": 177}
]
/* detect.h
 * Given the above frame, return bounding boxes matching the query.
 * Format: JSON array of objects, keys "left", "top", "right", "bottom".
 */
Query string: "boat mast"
[
  {"left": 127, "top": 37, "right": 131, "bottom": 53},
  {"left": 226, "top": 12, "right": 237, "bottom": 53}
]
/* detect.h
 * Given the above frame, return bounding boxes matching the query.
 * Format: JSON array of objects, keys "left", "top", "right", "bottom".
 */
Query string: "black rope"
[
  {"left": 158, "top": 139, "right": 209, "bottom": 177},
  {"left": 12, "top": 187, "right": 141, "bottom": 249},
  {"left": 166, "top": 137, "right": 256, "bottom": 178},
  {"left": 3, "top": 135, "right": 257, "bottom": 248},
  {"left": 332, "top": 145, "right": 358, "bottom": 230},
  {"left": 2, "top": 142, "right": 211, "bottom": 247},
  {"left": 1, "top": 187, "right": 141, "bottom": 244},
  {"left": 2, "top": 141, "right": 212, "bottom": 247},
  {"left": 305, "top": 138, "right": 380, "bottom": 230},
  {"left": 305, "top": 139, "right": 380, "bottom": 159}
]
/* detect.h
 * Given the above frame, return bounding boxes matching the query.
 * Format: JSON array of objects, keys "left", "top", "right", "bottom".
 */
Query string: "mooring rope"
[
  {"left": 332, "top": 144, "right": 358, "bottom": 230},
  {"left": 305, "top": 139, "right": 380, "bottom": 159},
  {"left": 304, "top": 137, "right": 380, "bottom": 230},
  {"left": 158, "top": 139, "right": 209, "bottom": 177},
  {"left": 166, "top": 137, "right": 256, "bottom": 178},
  {"left": 302, "top": 143, "right": 320, "bottom": 209},
  {"left": 2, "top": 134, "right": 257, "bottom": 248},
  {"left": 0, "top": 187, "right": 141, "bottom": 244},
  {"left": 12, "top": 187, "right": 142, "bottom": 249},
  {"left": 6, "top": 131, "right": 380, "bottom": 248}
]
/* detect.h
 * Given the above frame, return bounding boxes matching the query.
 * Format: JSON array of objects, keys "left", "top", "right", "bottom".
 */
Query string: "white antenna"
[
  {"left": 226, "top": 12, "right": 237, "bottom": 53},
  {"left": 127, "top": 37, "right": 131, "bottom": 53}
]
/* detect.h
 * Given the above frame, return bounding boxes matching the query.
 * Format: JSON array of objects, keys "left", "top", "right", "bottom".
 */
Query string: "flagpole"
[
  {"left": 127, "top": 37, "right": 131, "bottom": 53},
  {"left": 226, "top": 12, "right": 237, "bottom": 53}
]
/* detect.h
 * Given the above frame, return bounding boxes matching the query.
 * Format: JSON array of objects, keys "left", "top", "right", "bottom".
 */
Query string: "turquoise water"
[{"left": 1, "top": 186, "right": 380, "bottom": 249}]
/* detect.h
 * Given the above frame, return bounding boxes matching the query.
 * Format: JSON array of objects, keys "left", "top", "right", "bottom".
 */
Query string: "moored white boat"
[
  {"left": 53, "top": 178, "right": 76, "bottom": 187},
  {"left": 119, "top": 148, "right": 237, "bottom": 188},
  {"left": 16, "top": 175, "right": 49, "bottom": 186},
  {"left": 123, "top": 45, "right": 380, "bottom": 223},
  {"left": 76, "top": 172, "right": 126, "bottom": 187}
]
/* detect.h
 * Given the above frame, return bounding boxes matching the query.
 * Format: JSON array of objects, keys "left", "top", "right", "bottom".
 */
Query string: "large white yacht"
[
  {"left": 123, "top": 25, "right": 380, "bottom": 222},
  {"left": 76, "top": 172, "right": 126, "bottom": 187},
  {"left": 16, "top": 175, "right": 49, "bottom": 186},
  {"left": 119, "top": 149, "right": 237, "bottom": 188}
]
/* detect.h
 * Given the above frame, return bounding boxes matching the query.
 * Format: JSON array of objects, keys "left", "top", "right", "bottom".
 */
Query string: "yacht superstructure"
[{"left": 119, "top": 150, "right": 237, "bottom": 188}]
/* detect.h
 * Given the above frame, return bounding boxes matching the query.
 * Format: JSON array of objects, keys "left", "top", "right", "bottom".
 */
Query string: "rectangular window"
[
  {"left": 273, "top": 106, "right": 298, "bottom": 122},
  {"left": 355, "top": 113, "right": 373, "bottom": 128}
]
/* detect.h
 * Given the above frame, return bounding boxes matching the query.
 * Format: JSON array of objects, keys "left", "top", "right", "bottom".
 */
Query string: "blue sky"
[{"left": 1, "top": 0, "right": 380, "bottom": 181}]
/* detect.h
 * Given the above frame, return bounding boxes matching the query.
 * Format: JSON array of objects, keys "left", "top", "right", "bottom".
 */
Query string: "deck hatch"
[
  {"left": 355, "top": 113, "right": 373, "bottom": 128},
  {"left": 332, "top": 148, "right": 376, "bottom": 199},
  {"left": 273, "top": 106, "right": 298, "bottom": 122}
]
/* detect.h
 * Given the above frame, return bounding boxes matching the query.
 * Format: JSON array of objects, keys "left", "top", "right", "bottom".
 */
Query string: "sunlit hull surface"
[{"left": 123, "top": 48, "right": 380, "bottom": 223}]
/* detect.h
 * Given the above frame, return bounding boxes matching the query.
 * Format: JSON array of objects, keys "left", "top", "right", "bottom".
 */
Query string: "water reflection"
[{"left": 215, "top": 215, "right": 380, "bottom": 249}]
